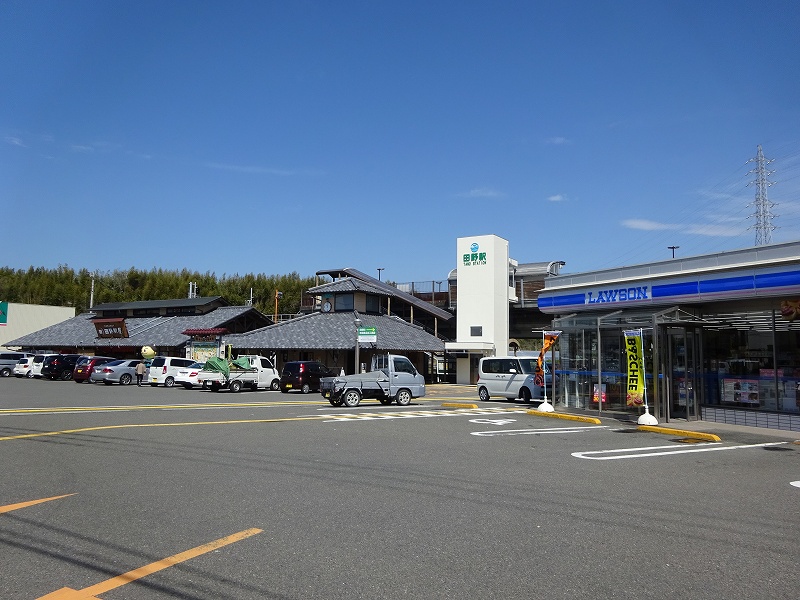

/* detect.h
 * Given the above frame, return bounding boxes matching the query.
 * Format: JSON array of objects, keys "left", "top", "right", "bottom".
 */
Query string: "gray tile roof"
[
  {"left": 228, "top": 311, "right": 444, "bottom": 352},
  {"left": 313, "top": 268, "right": 453, "bottom": 321},
  {"left": 309, "top": 278, "right": 387, "bottom": 296},
  {"left": 8, "top": 305, "right": 257, "bottom": 350},
  {"left": 92, "top": 296, "right": 227, "bottom": 311}
]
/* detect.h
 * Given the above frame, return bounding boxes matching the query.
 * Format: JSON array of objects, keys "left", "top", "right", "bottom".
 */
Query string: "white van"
[
  {"left": 476, "top": 356, "right": 553, "bottom": 402},
  {"left": 30, "top": 353, "right": 59, "bottom": 378},
  {"left": 148, "top": 356, "right": 197, "bottom": 387}
]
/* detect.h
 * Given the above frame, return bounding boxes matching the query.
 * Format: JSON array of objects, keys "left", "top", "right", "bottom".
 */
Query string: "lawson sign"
[{"left": 537, "top": 267, "right": 800, "bottom": 314}]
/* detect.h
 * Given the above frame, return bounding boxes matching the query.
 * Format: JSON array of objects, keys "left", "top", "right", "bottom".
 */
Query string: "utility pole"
[
  {"left": 747, "top": 144, "right": 777, "bottom": 246},
  {"left": 668, "top": 246, "right": 679, "bottom": 258}
]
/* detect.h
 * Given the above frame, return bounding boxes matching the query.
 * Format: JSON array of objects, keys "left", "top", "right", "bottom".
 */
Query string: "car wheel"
[
  {"left": 301, "top": 383, "right": 311, "bottom": 394},
  {"left": 229, "top": 380, "right": 242, "bottom": 393},
  {"left": 120, "top": 373, "right": 132, "bottom": 385},
  {"left": 379, "top": 397, "right": 393, "bottom": 405},
  {"left": 183, "top": 383, "right": 193, "bottom": 389},
  {"left": 520, "top": 387, "right": 532, "bottom": 402},
  {"left": 270, "top": 379, "right": 280, "bottom": 391},
  {"left": 329, "top": 396, "right": 344, "bottom": 406},
  {"left": 1, "top": 367, "right": 11, "bottom": 377},
  {"left": 280, "top": 388, "right": 289, "bottom": 393},
  {"left": 164, "top": 376, "right": 175, "bottom": 388},
  {"left": 342, "top": 389, "right": 361, "bottom": 407},
  {"left": 26, "top": 371, "right": 33, "bottom": 378},
  {"left": 395, "top": 389, "right": 412, "bottom": 406},
  {"left": 478, "top": 386, "right": 490, "bottom": 402},
  {"left": 211, "top": 382, "right": 221, "bottom": 392},
  {"left": 61, "top": 370, "right": 72, "bottom": 381}
]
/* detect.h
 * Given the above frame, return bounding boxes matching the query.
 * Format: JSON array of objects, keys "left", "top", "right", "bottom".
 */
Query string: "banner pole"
[{"left": 637, "top": 326, "right": 658, "bottom": 425}]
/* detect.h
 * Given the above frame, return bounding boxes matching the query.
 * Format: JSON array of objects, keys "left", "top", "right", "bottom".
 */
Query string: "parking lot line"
[
  {"left": 0, "top": 493, "right": 75, "bottom": 515},
  {"left": 37, "top": 528, "right": 263, "bottom": 600}
]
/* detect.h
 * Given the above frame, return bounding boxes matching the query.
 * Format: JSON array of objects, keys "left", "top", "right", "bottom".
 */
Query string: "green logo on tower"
[{"left": 463, "top": 242, "right": 487, "bottom": 266}]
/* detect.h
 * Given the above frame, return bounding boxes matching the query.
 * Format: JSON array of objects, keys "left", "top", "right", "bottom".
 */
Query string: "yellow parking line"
[
  {"left": 37, "top": 528, "right": 263, "bottom": 599},
  {"left": 0, "top": 415, "right": 327, "bottom": 442},
  {"left": 0, "top": 494, "right": 75, "bottom": 515},
  {"left": 0, "top": 400, "right": 325, "bottom": 415}
]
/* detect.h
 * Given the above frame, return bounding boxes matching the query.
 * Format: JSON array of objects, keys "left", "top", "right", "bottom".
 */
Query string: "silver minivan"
[
  {"left": 0, "top": 351, "right": 32, "bottom": 377},
  {"left": 476, "top": 356, "right": 552, "bottom": 402}
]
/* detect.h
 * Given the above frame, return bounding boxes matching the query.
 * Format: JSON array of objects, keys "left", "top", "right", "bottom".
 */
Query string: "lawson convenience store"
[{"left": 537, "top": 241, "right": 800, "bottom": 431}]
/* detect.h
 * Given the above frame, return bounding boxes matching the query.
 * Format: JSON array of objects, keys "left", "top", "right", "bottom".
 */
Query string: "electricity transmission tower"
[{"left": 747, "top": 144, "right": 777, "bottom": 246}]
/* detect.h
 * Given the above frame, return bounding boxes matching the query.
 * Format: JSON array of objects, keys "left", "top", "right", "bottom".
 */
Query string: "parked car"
[
  {"left": 90, "top": 359, "right": 142, "bottom": 385},
  {"left": 0, "top": 351, "right": 32, "bottom": 377},
  {"left": 149, "top": 356, "right": 197, "bottom": 387},
  {"left": 73, "top": 356, "right": 116, "bottom": 383},
  {"left": 280, "top": 360, "right": 338, "bottom": 393},
  {"left": 31, "top": 353, "right": 59, "bottom": 378},
  {"left": 175, "top": 361, "right": 206, "bottom": 389},
  {"left": 476, "top": 356, "right": 556, "bottom": 402},
  {"left": 40, "top": 354, "right": 82, "bottom": 380},
  {"left": 13, "top": 356, "right": 34, "bottom": 378}
]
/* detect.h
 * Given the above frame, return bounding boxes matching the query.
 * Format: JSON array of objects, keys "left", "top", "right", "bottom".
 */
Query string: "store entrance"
[{"left": 663, "top": 326, "right": 703, "bottom": 421}]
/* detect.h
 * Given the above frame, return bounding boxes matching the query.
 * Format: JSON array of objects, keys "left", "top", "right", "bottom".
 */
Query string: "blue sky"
[{"left": 3, "top": 0, "right": 800, "bottom": 286}]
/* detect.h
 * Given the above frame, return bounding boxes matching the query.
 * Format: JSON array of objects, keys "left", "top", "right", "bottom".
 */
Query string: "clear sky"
[{"left": 3, "top": 0, "right": 799, "bottom": 285}]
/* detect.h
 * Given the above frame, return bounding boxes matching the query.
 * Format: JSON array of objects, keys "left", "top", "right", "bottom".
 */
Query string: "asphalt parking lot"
[{"left": 2, "top": 377, "right": 799, "bottom": 600}]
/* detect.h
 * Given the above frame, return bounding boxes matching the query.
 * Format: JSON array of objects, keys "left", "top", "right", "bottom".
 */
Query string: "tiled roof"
[
  {"left": 92, "top": 296, "right": 227, "bottom": 311},
  {"left": 309, "top": 278, "right": 388, "bottom": 296},
  {"left": 228, "top": 311, "right": 444, "bottom": 352},
  {"left": 313, "top": 268, "right": 453, "bottom": 321},
  {"left": 7, "top": 305, "right": 258, "bottom": 349}
]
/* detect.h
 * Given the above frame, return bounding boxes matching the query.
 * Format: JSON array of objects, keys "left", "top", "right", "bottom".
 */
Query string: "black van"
[{"left": 280, "top": 361, "right": 337, "bottom": 393}]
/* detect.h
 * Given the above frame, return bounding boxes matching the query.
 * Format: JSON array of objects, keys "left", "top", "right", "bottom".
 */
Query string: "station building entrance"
[{"left": 540, "top": 243, "right": 800, "bottom": 431}]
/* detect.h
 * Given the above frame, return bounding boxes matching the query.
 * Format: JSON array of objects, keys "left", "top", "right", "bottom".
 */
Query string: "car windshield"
[
  {"left": 188, "top": 362, "right": 204, "bottom": 368},
  {"left": 106, "top": 359, "right": 125, "bottom": 366}
]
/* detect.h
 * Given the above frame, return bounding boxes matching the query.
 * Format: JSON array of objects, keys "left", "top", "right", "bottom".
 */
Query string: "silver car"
[{"left": 90, "top": 359, "right": 142, "bottom": 385}]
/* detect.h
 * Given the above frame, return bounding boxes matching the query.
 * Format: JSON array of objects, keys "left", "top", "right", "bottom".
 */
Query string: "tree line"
[{"left": 0, "top": 266, "right": 318, "bottom": 316}]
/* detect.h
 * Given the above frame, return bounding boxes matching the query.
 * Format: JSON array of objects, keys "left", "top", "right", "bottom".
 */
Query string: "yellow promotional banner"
[
  {"left": 623, "top": 330, "right": 645, "bottom": 406},
  {"left": 535, "top": 330, "right": 560, "bottom": 386}
]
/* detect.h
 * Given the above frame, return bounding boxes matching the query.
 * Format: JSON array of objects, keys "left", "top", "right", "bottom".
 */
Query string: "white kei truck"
[
  {"left": 319, "top": 354, "right": 426, "bottom": 407},
  {"left": 197, "top": 355, "right": 280, "bottom": 392}
]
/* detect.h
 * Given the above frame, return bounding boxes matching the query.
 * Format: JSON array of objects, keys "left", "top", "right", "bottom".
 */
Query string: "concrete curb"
[
  {"left": 637, "top": 425, "right": 722, "bottom": 442},
  {"left": 442, "top": 402, "right": 479, "bottom": 409},
  {"left": 525, "top": 410, "right": 602, "bottom": 425}
]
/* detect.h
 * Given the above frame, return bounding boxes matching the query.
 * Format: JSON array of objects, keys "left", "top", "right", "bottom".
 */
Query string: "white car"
[
  {"left": 30, "top": 353, "right": 59, "bottom": 378},
  {"left": 175, "top": 362, "right": 206, "bottom": 389},
  {"left": 148, "top": 356, "right": 197, "bottom": 387},
  {"left": 13, "top": 356, "right": 34, "bottom": 378}
]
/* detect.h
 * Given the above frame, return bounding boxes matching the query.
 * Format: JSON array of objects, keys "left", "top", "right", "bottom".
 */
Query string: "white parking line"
[
  {"left": 573, "top": 441, "right": 788, "bottom": 460},
  {"left": 472, "top": 425, "right": 608, "bottom": 437}
]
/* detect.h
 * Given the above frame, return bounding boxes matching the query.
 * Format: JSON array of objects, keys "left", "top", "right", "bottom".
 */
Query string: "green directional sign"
[
  {"left": 357, "top": 326, "right": 376, "bottom": 343},
  {"left": 0, "top": 301, "right": 7, "bottom": 326}
]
